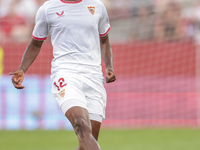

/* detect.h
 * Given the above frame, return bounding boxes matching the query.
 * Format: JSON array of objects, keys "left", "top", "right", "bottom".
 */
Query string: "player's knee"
[{"left": 73, "top": 117, "right": 92, "bottom": 138}]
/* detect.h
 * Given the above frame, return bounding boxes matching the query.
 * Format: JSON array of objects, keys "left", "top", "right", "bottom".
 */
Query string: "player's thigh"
[
  {"left": 91, "top": 120, "right": 101, "bottom": 141},
  {"left": 65, "top": 106, "right": 91, "bottom": 131}
]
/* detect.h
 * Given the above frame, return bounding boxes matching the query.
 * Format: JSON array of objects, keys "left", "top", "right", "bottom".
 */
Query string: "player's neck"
[
  {"left": 63, "top": 0, "right": 79, "bottom": 1},
  {"left": 60, "top": 0, "right": 83, "bottom": 4}
]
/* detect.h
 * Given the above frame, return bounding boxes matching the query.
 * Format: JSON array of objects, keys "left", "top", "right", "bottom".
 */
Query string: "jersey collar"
[{"left": 60, "top": 0, "right": 83, "bottom": 4}]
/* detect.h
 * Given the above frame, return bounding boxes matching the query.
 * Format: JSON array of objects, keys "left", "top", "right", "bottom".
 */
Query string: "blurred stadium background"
[{"left": 1, "top": 0, "right": 200, "bottom": 149}]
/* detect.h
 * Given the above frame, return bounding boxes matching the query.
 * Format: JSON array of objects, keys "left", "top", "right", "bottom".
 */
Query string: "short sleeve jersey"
[{"left": 32, "top": 0, "right": 111, "bottom": 77}]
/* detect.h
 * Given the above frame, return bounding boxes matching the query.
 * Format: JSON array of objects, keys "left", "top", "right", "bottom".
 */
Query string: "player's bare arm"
[
  {"left": 9, "top": 39, "right": 44, "bottom": 89},
  {"left": 100, "top": 34, "right": 116, "bottom": 83}
]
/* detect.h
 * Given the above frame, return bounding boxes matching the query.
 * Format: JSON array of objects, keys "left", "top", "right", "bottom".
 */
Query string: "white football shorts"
[{"left": 51, "top": 72, "right": 107, "bottom": 123}]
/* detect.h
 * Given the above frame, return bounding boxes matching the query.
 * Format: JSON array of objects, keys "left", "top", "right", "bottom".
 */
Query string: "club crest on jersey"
[
  {"left": 56, "top": 11, "right": 65, "bottom": 17},
  {"left": 88, "top": 6, "right": 95, "bottom": 15},
  {"left": 59, "top": 89, "right": 66, "bottom": 98}
]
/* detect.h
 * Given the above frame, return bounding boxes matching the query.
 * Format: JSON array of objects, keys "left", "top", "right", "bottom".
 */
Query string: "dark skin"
[{"left": 10, "top": 35, "right": 116, "bottom": 150}]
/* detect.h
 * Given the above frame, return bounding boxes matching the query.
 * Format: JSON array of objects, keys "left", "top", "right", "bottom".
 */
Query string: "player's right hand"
[{"left": 9, "top": 70, "right": 25, "bottom": 89}]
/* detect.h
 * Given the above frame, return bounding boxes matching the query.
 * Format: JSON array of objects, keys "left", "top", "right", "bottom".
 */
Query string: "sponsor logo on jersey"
[
  {"left": 56, "top": 11, "right": 65, "bottom": 17},
  {"left": 59, "top": 89, "right": 66, "bottom": 98},
  {"left": 87, "top": 6, "right": 95, "bottom": 15}
]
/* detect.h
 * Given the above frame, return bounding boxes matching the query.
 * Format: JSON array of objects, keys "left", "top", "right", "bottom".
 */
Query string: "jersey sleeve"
[
  {"left": 98, "top": 4, "right": 111, "bottom": 37},
  {"left": 32, "top": 5, "right": 48, "bottom": 41}
]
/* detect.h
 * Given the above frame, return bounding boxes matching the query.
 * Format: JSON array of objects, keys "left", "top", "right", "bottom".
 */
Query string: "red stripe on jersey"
[
  {"left": 32, "top": 35, "right": 47, "bottom": 41},
  {"left": 60, "top": 0, "right": 83, "bottom": 4},
  {"left": 99, "top": 27, "right": 111, "bottom": 37}
]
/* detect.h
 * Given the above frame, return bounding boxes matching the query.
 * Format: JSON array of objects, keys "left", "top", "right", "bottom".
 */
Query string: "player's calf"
[
  {"left": 66, "top": 107, "right": 101, "bottom": 150},
  {"left": 73, "top": 117, "right": 101, "bottom": 150}
]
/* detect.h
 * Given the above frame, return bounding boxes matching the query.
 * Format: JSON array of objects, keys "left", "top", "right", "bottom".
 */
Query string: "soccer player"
[{"left": 9, "top": 0, "right": 116, "bottom": 150}]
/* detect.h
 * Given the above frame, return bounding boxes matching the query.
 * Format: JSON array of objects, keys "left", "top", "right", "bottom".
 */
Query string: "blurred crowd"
[
  {"left": 104, "top": 0, "right": 200, "bottom": 43},
  {"left": 0, "top": 0, "right": 46, "bottom": 43},
  {"left": 1, "top": 0, "right": 200, "bottom": 43}
]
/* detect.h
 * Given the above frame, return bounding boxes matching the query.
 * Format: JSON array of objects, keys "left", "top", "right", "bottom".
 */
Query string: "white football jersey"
[{"left": 32, "top": 0, "right": 110, "bottom": 78}]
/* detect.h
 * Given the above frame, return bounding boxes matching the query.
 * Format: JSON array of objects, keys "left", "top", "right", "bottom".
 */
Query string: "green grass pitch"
[{"left": 1, "top": 129, "right": 200, "bottom": 150}]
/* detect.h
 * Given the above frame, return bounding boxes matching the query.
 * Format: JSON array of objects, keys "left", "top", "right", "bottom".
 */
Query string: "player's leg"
[
  {"left": 76, "top": 120, "right": 101, "bottom": 150},
  {"left": 75, "top": 75, "right": 106, "bottom": 149},
  {"left": 91, "top": 120, "right": 101, "bottom": 141},
  {"left": 65, "top": 106, "right": 101, "bottom": 150}
]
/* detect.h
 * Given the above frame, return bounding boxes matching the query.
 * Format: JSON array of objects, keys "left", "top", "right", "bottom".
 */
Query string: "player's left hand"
[
  {"left": 9, "top": 70, "right": 25, "bottom": 89},
  {"left": 106, "top": 68, "right": 116, "bottom": 83}
]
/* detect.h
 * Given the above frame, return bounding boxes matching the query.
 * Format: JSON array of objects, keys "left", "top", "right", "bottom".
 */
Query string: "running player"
[{"left": 9, "top": 0, "right": 116, "bottom": 150}]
